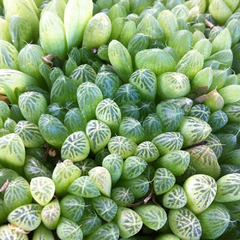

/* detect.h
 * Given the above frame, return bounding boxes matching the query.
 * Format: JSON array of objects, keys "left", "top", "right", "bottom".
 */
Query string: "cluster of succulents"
[{"left": 1, "top": 0, "right": 240, "bottom": 239}]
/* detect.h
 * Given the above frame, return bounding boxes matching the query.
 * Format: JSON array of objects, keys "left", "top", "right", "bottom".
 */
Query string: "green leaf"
[
  {"left": 114, "top": 207, "right": 143, "bottom": 238},
  {"left": 38, "top": 114, "right": 69, "bottom": 149},
  {"left": 183, "top": 174, "right": 217, "bottom": 214},
  {"left": 85, "top": 222, "right": 119, "bottom": 240},
  {"left": 215, "top": 173, "right": 240, "bottom": 202},
  {"left": 41, "top": 199, "right": 60, "bottom": 230},
  {"left": 18, "top": 91, "right": 47, "bottom": 125},
  {"left": 56, "top": 217, "right": 83, "bottom": 240},
  {"left": 121, "top": 156, "right": 147, "bottom": 179},
  {"left": 68, "top": 176, "right": 101, "bottom": 198},
  {"left": 4, "top": 176, "right": 32, "bottom": 214},
  {"left": 162, "top": 184, "right": 187, "bottom": 209},
  {"left": 30, "top": 177, "right": 55, "bottom": 206},
  {"left": 88, "top": 166, "right": 112, "bottom": 197},
  {"left": 111, "top": 187, "right": 135, "bottom": 207},
  {"left": 153, "top": 168, "right": 176, "bottom": 195},
  {"left": 61, "top": 131, "right": 90, "bottom": 162},
  {"left": 8, "top": 204, "right": 42, "bottom": 232},
  {"left": 102, "top": 154, "right": 123, "bottom": 185},
  {"left": 168, "top": 207, "right": 202, "bottom": 240},
  {"left": 92, "top": 195, "right": 118, "bottom": 222},
  {"left": 14, "top": 120, "right": 45, "bottom": 148},
  {"left": 52, "top": 160, "right": 81, "bottom": 197},
  {"left": 0, "top": 133, "right": 25, "bottom": 170},
  {"left": 96, "top": 98, "right": 122, "bottom": 134},
  {"left": 86, "top": 119, "right": 111, "bottom": 154},
  {"left": 134, "top": 203, "right": 167, "bottom": 231},
  {"left": 77, "top": 212, "right": 102, "bottom": 236},
  {"left": 134, "top": 141, "right": 160, "bottom": 163},
  {"left": 0, "top": 225, "right": 28, "bottom": 240},
  {"left": 60, "top": 194, "right": 85, "bottom": 222},
  {"left": 108, "top": 135, "right": 137, "bottom": 159}
]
